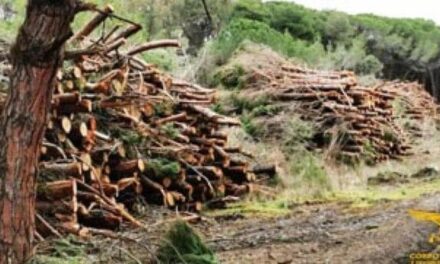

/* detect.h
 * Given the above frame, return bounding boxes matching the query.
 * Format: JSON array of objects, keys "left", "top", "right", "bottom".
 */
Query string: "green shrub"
[
  {"left": 211, "top": 18, "right": 325, "bottom": 65},
  {"left": 355, "top": 54, "right": 383, "bottom": 75},
  {"left": 321, "top": 11, "right": 354, "bottom": 45},
  {"left": 266, "top": 1, "right": 322, "bottom": 42},
  {"left": 229, "top": 93, "right": 270, "bottom": 114},
  {"left": 319, "top": 37, "right": 383, "bottom": 75},
  {"left": 212, "top": 64, "right": 246, "bottom": 89},
  {"left": 157, "top": 221, "right": 218, "bottom": 264},
  {"left": 230, "top": 0, "right": 270, "bottom": 23},
  {"left": 240, "top": 114, "right": 262, "bottom": 138},
  {"left": 210, "top": 103, "right": 225, "bottom": 114},
  {"left": 250, "top": 104, "right": 282, "bottom": 116}
]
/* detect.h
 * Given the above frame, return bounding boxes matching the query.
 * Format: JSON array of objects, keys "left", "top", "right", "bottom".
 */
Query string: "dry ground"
[{"left": 203, "top": 193, "right": 440, "bottom": 264}]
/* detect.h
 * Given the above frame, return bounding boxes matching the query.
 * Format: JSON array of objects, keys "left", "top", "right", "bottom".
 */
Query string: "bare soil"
[{"left": 202, "top": 194, "right": 440, "bottom": 264}]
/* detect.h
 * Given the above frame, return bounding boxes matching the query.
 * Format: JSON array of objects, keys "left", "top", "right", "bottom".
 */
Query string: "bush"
[
  {"left": 266, "top": 1, "right": 322, "bottom": 42},
  {"left": 230, "top": 0, "right": 270, "bottom": 22},
  {"left": 157, "top": 221, "right": 218, "bottom": 264},
  {"left": 319, "top": 37, "right": 383, "bottom": 75},
  {"left": 228, "top": 92, "right": 270, "bottom": 114},
  {"left": 211, "top": 18, "right": 325, "bottom": 65},
  {"left": 355, "top": 54, "right": 383, "bottom": 76},
  {"left": 321, "top": 11, "right": 354, "bottom": 45},
  {"left": 212, "top": 64, "right": 246, "bottom": 89}
]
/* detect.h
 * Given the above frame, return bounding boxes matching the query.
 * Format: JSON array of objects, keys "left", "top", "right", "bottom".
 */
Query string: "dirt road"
[{"left": 203, "top": 193, "right": 440, "bottom": 264}]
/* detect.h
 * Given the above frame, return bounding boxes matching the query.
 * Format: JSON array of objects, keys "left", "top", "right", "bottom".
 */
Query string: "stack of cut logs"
[
  {"left": 379, "top": 81, "right": 439, "bottom": 121},
  {"left": 0, "top": 6, "right": 262, "bottom": 237},
  {"left": 247, "top": 64, "right": 438, "bottom": 162}
]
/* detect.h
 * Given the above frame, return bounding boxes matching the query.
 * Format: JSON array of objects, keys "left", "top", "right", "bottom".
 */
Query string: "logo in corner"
[{"left": 409, "top": 209, "right": 440, "bottom": 244}]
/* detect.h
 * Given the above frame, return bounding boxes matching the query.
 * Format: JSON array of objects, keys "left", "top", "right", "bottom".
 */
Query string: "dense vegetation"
[
  {"left": 211, "top": 0, "right": 440, "bottom": 97},
  {"left": 1, "top": 0, "right": 440, "bottom": 92}
]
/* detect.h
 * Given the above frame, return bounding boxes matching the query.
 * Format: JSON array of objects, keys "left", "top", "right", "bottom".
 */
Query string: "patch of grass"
[
  {"left": 392, "top": 97, "right": 409, "bottom": 118},
  {"left": 206, "top": 198, "right": 291, "bottom": 218},
  {"left": 240, "top": 114, "right": 262, "bottom": 138},
  {"left": 30, "top": 237, "right": 87, "bottom": 264},
  {"left": 208, "top": 176, "right": 440, "bottom": 219},
  {"left": 210, "top": 103, "right": 225, "bottom": 115},
  {"left": 281, "top": 117, "right": 315, "bottom": 152},
  {"left": 276, "top": 117, "right": 331, "bottom": 193},
  {"left": 157, "top": 221, "right": 218, "bottom": 264},
  {"left": 329, "top": 177, "right": 440, "bottom": 208},
  {"left": 287, "top": 151, "right": 331, "bottom": 193},
  {"left": 226, "top": 92, "right": 278, "bottom": 138},
  {"left": 359, "top": 140, "right": 376, "bottom": 166},
  {"left": 250, "top": 104, "right": 282, "bottom": 117}
]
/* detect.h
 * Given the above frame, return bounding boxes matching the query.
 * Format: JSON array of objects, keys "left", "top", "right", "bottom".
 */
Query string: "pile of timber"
[
  {"left": 0, "top": 6, "right": 263, "bottom": 237},
  {"left": 379, "top": 81, "right": 439, "bottom": 121},
  {"left": 246, "top": 64, "right": 438, "bottom": 162}
]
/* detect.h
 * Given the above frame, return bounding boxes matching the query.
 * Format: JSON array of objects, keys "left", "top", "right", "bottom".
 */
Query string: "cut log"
[
  {"left": 39, "top": 180, "right": 75, "bottom": 201},
  {"left": 251, "top": 164, "right": 277, "bottom": 177},
  {"left": 111, "top": 159, "right": 145, "bottom": 180},
  {"left": 58, "top": 100, "right": 93, "bottom": 114},
  {"left": 40, "top": 162, "right": 83, "bottom": 178}
]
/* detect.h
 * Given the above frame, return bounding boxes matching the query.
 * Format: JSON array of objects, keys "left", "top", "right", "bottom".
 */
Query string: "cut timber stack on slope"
[
  {"left": 245, "top": 64, "right": 438, "bottom": 163},
  {"left": 0, "top": 5, "right": 263, "bottom": 237}
]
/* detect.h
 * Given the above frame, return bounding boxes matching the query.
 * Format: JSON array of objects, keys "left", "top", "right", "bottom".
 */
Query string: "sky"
[{"left": 269, "top": 0, "right": 440, "bottom": 25}]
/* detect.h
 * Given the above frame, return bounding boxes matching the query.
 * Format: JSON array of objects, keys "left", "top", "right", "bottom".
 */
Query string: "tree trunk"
[{"left": 0, "top": 1, "right": 84, "bottom": 263}]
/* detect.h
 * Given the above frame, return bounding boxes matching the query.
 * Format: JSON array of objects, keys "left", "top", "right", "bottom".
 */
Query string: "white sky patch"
[{"left": 265, "top": 0, "right": 440, "bottom": 25}]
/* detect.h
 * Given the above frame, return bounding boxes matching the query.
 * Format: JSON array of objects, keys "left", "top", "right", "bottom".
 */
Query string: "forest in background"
[{"left": 2, "top": 0, "right": 440, "bottom": 96}]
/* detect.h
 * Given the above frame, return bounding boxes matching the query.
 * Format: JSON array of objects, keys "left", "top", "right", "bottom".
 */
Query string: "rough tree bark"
[{"left": 0, "top": 1, "right": 91, "bottom": 263}]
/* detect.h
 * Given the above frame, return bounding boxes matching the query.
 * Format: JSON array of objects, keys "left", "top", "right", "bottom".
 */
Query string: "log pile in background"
[
  {"left": 0, "top": 6, "right": 263, "bottom": 237},
  {"left": 379, "top": 81, "right": 439, "bottom": 121},
  {"left": 245, "top": 64, "right": 438, "bottom": 163}
]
